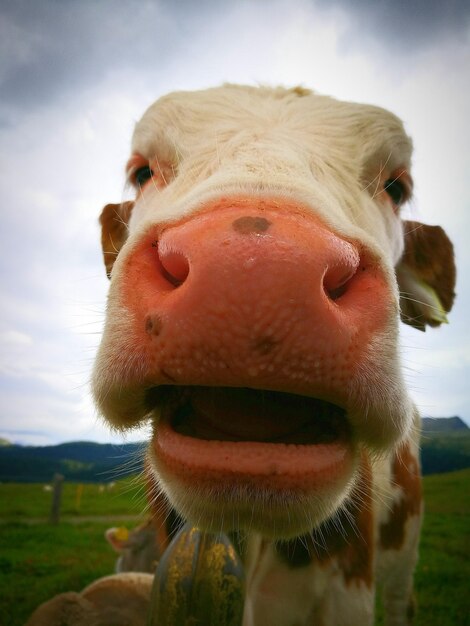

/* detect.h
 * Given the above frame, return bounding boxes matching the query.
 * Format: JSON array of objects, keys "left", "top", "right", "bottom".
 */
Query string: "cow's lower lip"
[{"left": 150, "top": 387, "right": 355, "bottom": 492}]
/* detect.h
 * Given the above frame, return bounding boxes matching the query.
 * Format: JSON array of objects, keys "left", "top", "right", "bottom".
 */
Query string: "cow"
[{"left": 29, "top": 85, "right": 456, "bottom": 626}]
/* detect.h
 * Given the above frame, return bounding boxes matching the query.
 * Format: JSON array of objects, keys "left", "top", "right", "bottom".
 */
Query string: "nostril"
[
  {"left": 323, "top": 246, "right": 361, "bottom": 302},
  {"left": 323, "top": 269, "right": 357, "bottom": 301},
  {"left": 158, "top": 244, "right": 190, "bottom": 287}
]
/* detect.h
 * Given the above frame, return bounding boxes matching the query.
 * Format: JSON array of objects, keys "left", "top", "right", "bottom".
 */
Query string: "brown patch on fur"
[
  {"left": 315, "top": 454, "right": 374, "bottom": 586},
  {"left": 143, "top": 459, "right": 181, "bottom": 553},
  {"left": 277, "top": 455, "right": 374, "bottom": 586},
  {"left": 398, "top": 221, "right": 456, "bottom": 329},
  {"left": 99, "top": 201, "right": 134, "bottom": 278},
  {"left": 380, "top": 442, "right": 422, "bottom": 551},
  {"left": 232, "top": 216, "right": 271, "bottom": 234}
]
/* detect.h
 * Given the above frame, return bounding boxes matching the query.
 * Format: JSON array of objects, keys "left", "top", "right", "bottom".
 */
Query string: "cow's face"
[{"left": 93, "top": 85, "right": 455, "bottom": 539}]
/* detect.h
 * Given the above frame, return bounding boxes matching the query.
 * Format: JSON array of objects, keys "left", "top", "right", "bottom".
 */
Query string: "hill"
[
  {"left": 0, "top": 417, "right": 468, "bottom": 482},
  {"left": 421, "top": 416, "right": 468, "bottom": 433},
  {"left": 0, "top": 440, "right": 145, "bottom": 482}
]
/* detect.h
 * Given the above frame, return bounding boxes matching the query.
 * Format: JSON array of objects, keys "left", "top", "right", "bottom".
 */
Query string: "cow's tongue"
[{"left": 171, "top": 387, "right": 348, "bottom": 444}]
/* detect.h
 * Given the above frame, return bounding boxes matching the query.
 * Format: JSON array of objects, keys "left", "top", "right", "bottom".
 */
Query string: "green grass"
[
  {"left": 0, "top": 521, "right": 118, "bottom": 625},
  {"left": 0, "top": 477, "right": 149, "bottom": 625},
  {"left": 1, "top": 471, "right": 469, "bottom": 625},
  {"left": 412, "top": 469, "right": 470, "bottom": 626},
  {"left": 0, "top": 475, "right": 147, "bottom": 520}
]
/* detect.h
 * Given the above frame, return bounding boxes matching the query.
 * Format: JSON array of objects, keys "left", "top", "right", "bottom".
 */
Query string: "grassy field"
[
  {"left": 411, "top": 470, "right": 470, "bottom": 626},
  {"left": 0, "top": 475, "right": 148, "bottom": 520},
  {"left": 1, "top": 470, "right": 469, "bottom": 625}
]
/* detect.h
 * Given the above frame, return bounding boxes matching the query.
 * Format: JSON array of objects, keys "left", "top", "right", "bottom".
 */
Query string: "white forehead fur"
[{"left": 129, "top": 84, "right": 412, "bottom": 270}]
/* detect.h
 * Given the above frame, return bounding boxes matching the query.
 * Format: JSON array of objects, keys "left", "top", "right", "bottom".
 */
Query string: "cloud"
[
  {"left": 0, "top": 330, "right": 33, "bottom": 347},
  {"left": 1, "top": 2, "right": 153, "bottom": 109},
  {"left": 315, "top": 0, "right": 470, "bottom": 51},
  {"left": 2, "top": 0, "right": 469, "bottom": 120},
  {"left": 0, "top": 0, "right": 227, "bottom": 116}
]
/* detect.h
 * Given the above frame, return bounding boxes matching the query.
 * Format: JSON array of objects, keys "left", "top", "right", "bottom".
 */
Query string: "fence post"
[
  {"left": 49, "top": 473, "right": 64, "bottom": 525},
  {"left": 75, "top": 483, "right": 84, "bottom": 511}
]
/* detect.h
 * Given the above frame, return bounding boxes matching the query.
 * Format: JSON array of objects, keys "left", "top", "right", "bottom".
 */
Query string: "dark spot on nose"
[
  {"left": 145, "top": 314, "right": 163, "bottom": 336},
  {"left": 232, "top": 216, "right": 272, "bottom": 234},
  {"left": 252, "top": 336, "right": 279, "bottom": 355}
]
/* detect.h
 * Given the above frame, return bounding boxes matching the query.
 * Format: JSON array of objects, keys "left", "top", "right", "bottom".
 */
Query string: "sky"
[{"left": 0, "top": 0, "right": 469, "bottom": 446}]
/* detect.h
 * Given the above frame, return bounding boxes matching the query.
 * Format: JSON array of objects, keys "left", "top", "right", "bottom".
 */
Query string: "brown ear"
[
  {"left": 396, "top": 220, "right": 456, "bottom": 331},
  {"left": 99, "top": 201, "right": 134, "bottom": 278}
]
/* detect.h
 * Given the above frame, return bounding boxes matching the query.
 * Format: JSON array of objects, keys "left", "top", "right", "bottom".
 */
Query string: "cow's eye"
[
  {"left": 384, "top": 178, "right": 406, "bottom": 207},
  {"left": 134, "top": 165, "right": 154, "bottom": 187}
]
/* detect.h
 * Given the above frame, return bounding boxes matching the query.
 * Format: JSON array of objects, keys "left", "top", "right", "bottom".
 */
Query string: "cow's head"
[{"left": 93, "top": 85, "right": 455, "bottom": 539}]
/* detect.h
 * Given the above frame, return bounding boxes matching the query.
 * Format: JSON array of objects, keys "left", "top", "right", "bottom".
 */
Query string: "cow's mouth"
[
  {"left": 148, "top": 386, "right": 355, "bottom": 493},
  {"left": 163, "top": 387, "right": 349, "bottom": 443}
]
